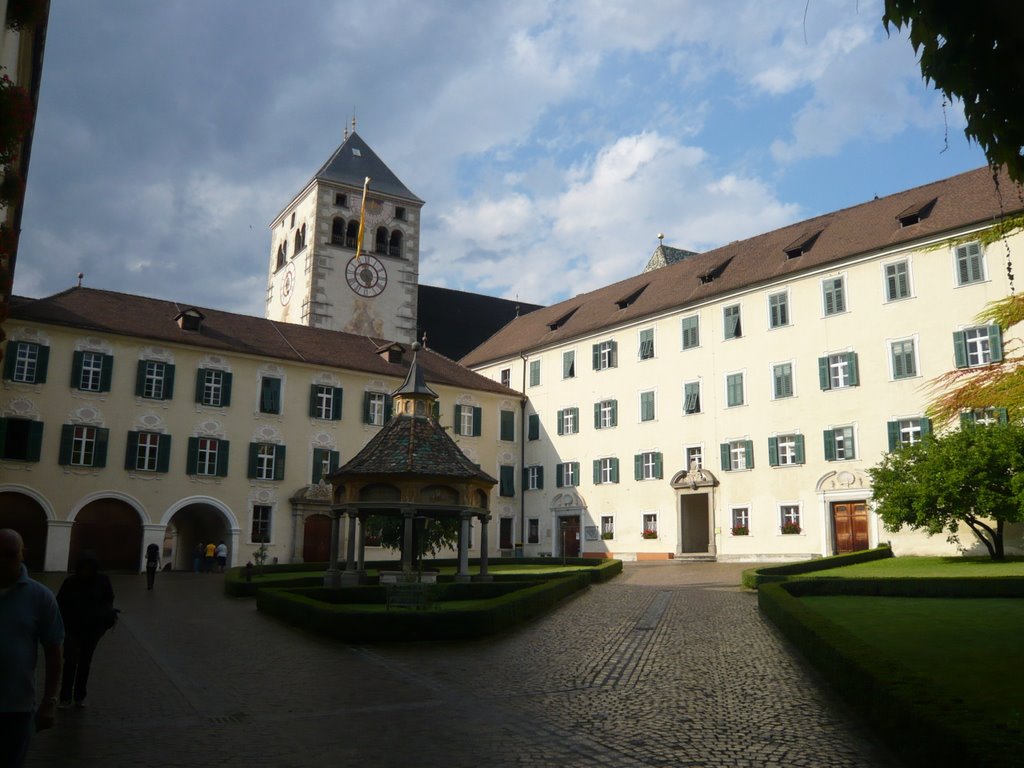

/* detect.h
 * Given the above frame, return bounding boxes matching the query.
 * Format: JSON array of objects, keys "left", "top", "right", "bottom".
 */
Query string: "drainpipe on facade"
[{"left": 518, "top": 351, "right": 527, "bottom": 558}]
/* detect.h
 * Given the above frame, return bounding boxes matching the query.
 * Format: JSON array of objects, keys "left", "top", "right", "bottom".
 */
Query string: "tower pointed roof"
[
  {"left": 311, "top": 131, "right": 423, "bottom": 204},
  {"left": 392, "top": 343, "right": 437, "bottom": 398}
]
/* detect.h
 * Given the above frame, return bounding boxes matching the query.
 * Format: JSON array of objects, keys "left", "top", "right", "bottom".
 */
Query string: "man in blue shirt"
[{"left": 0, "top": 528, "right": 64, "bottom": 768}]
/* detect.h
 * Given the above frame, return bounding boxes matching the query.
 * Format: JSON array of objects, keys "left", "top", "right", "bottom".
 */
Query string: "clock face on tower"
[
  {"left": 280, "top": 263, "right": 295, "bottom": 305},
  {"left": 346, "top": 255, "right": 388, "bottom": 297}
]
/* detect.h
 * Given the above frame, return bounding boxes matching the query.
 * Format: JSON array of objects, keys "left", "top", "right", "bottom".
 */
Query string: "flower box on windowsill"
[
  {"left": 601, "top": 532, "right": 614, "bottom": 540},
  {"left": 642, "top": 531, "right": 658, "bottom": 540},
  {"left": 731, "top": 526, "right": 749, "bottom": 536},
  {"left": 780, "top": 523, "right": 802, "bottom": 535}
]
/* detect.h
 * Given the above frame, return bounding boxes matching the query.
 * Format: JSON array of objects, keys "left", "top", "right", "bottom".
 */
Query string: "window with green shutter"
[
  {"left": 639, "top": 391, "right": 655, "bottom": 422},
  {"left": 72, "top": 351, "right": 113, "bottom": 392},
  {"left": 310, "top": 385, "right": 343, "bottom": 420},
  {"left": 884, "top": 260, "right": 911, "bottom": 300},
  {"left": 683, "top": 381, "right": 700, "bottom": 414},
  {"left": 634, "top": 451, "right": 663, "bottom": 480},
  {"left": 768, "top": 434, "right": 803, "bottom": 466},
  {"left": 499, "top": 409, "right": 515, "bottom": 441},
  {"left": 4, "top": 341, "right": 49, "bottom": 384},
  {"left": 499, "top": 465, "right": 515, "bottom": 497},
  {"left": 960, "top": 408, "right": 1008, "bottom": 427},
  {"left": 890, "top": 340, "right": 917, "bottom": 379},
  {"left": 260, "top": 377, "right": 282, "bottom": 414},
  {"left": 887, "top": 418, "right": 932, "bottom": 450},
  {"left": 125, "top": 431, "right": 171, "bottom": 472},
  {"left": 681, "top": 315, "right": 700, "bottom": 349},
  {"left": 723, "top": 305, "right": 741, "bottom": 339},
  {"left": 822, "top": 276, "right": 846, "bottom": 315},
  {"left": 824, "top": 426, "right": 855, "bottom": 461},
  {"left": 772, "top": 363, "right": 793, "bottom": 398},
  {"left": 638, "top": 328, "right": 654, "bottom": 360},
  {"left": 136, "top": 360, "right": 174, "bottom": 400},
  {"left": 592, "top": 340, "right": 617, "bottom": 370},
  {"left": 595, "top": 399, "right": 617, "bottom": 429},
  {"left": 0, "top": 417, "right": 43, "bottom": 461},
  {"left": 954, "top": 325, "right": 1002, "bottom": 368},
  {"left": 528, "top": 413, "right": 539, "bottom": 441},
  {"left": 196, "top": 369, "right": 231, "bottom": 407},
  {"left": 312, "top": 447, "right": 340, "bottom": 483},
  {"left": 562, "top": 350, "right": 575, "bottom": 379},
  {"left": 726, "top": 373, "right": 744, "bottom": 407},
  {"left": 955, "top": 242, "right": 984, "bottom": 285},
  {"left": 819, "top": 352, "right": 859, "bottom": 389},
  {"left": 768, "top": 291, "right": 789, "bottom": 328},
  {"left": 529, "top": 359, "right": 541, "bottom": 387},
  {"left": 59, "top": 424, "right": 108, "bottom": 467}
]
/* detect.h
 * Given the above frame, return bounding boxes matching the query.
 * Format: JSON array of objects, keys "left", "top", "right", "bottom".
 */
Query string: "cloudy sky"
[{"left": 17, "top": 0, "right": 986, "bottom": 314}]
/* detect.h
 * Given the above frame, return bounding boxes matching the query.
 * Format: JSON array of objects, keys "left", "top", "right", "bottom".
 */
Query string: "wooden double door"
[{"left": 832, "top": 501, "right": 869, "bottom": 553}]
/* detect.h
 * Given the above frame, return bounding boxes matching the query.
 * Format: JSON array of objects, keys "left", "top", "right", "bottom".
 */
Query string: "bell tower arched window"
[
  {"left": 389, "top": 229, "right": 403, "bottom": 259},
  {"left": 275, "top": 241, "right": 287, "bottom": 271},
  {"left": 375, "top": 227, "right": 388, "bottom": 255},
  {"left": 294, "top": 223, "right": 307, "bottom": 253},
  {"left": 331, "top": 217, "right": 345, "bottom": 245},
  {"left": 345, "top": 220, "right": 359, "bottom": 249}
]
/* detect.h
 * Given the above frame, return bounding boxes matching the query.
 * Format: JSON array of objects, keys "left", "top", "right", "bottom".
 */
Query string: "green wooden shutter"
[
  {"left": 125, "top": 431, "right": 140, "bottom": 470},
  {"left": 609, "top": 341, "right": 618, "bottom": 367},
  {"left": 592, "top": 344, "right": 601, "bottom": 370},
  {"left": 887, "top": 421, "right": 900, "bottom": 451},
  {"left": 94, "top": 428, "right": 109, "bottom": 467},
  {"left": 363, "top": 392, "right": 373, "bottom": 423},
  {"left": 610, "top": 400, "right": 618, "bottom": 427},
  {"left": 847, "top": 352, "right": 859, "bottom": 386},
  {"left": 473, "top": 406, "right": 483, "bottom": 437},
  {"left": 163, "top": 364, "right": 175, "bottom": 400},
  {"left": 563, "top": 352, "right": 573, "bottom": 378},
  {"left": 920, "top": 418, "right": 933, "bottom": 437},
  {"left": 2, "top": 345, "right": 16, "bottom": 379},
  {"left": 818, "top": 356, "right": 830, "bottom": 389},
  {"left": 431, "top": 400, "right": 439, "bottom": 421},
  {"left": 556, "top": 409, "right": 564, "bottom": 436},
  {"left": 384, "top": 395, "right": 394, "bottom": 421},
  {"left": 135, "top": 361, "right": 148, "bottom": 397},
  {"left": 610, "top": 458, "right": 619, "bottom": 483},
  {"left": 960, "top": 411, "right": 975, "bottom": 428},
  {"left": 261, "top": 378, "right": 281, "bottom": 413},
  {"left": 720, "top": 443, "right": 731, "bottom": 471},
  {"left": 522, "top": 466, "right": 529, "bottom": 489},
  {"left": 570, "top": 407, "right": 579, "bottom": 432},
  {"left": 823, "top": 430, "right": 836, "bottom": 461},
  {"left": 997, "top": 407, "right": 1009, "bottom": 424},
  {"left": 71, "top": 351, "right": 84, "bottom": 388},
  {"left": 571, "top": 462, "right": 580, "bottom": 486},
  {"left": 99, "top": 355, "right": 114, "bottom": 392},
  {"left": 528, "top": 414, "right": 539, "bottom": 441},
  {"left": 989, "top": 325, "right": 1004, "bottom": 362},
  {"left": 247, "top": 443, "right": 259, "bottom": 478},
  {"left": 744, "top": 440, "right": 753, "bottom": 469},
  {"left": 25, "top": 421, "right": 43, "bottom": 462},
  {"left": 794, "top": 435, "right": 805, "bottom": 464},
  {"left": 157, "top": 434, "right": 172, "bottom": 473},
  {"left": 593, "top": 402, "right": 601, "bottom": 429},
  {"left": 767, "top": 436, "right": 779, "bottom": 466},
  {"left": 58, "top": 424, "right": 74, "bottom": 465},
  {"left": 216, "top": 440, "right": 229, "bottom": 477},
  {"left": 634, "top": 454, "right": 643, "bottom": 480},
  {"left": 953, "top": 331, "right": 968, "bottom": 368},
  {"left": 312, "top": 448, "right": 326, "bottom": 483},
  {"left": 221, "top": 372, "right": 232, "bottom": 406},
  {"left": 556, "top": 463, "right": 564, "bottom": 488},
  {"left": 309, "top": 385, "right": 320, "bottom": 417},
  {"left": 195, "top": 369, "right": 206, "bottom": 403},
  {"left": 34, "top": 346, "right": 49, "bottom": 383},
  {"left": 593, "top": 459, "right": 601, "bottom": 484},
  {"left": 654, "top": 452, "right": 663, "bottom": 479},
  {"left": 453, "top": 404, "right": 462, "bottom": 431},
  {"left": 332, "top": 387, "right": 343, "bottom": 420},
  {"left": 274, "top": 445, "right": 286, "bottom": 481},
  {"left": 186, "top": 437, "right": 199, "bottom": 474}
]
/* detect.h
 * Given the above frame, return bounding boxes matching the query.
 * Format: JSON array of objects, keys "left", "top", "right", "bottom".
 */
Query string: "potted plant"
[
  {"left": 731, "top": 525, "right": 749, "bottom": 536},
  {"left": 642, "top": 528, "right": 658, "bottom": 539},
  {"left": 601, "top": 531, "right": 614, "bottom": 540},
  {"left": 781, "top": 522, "right": 801, "bottom": 535}
]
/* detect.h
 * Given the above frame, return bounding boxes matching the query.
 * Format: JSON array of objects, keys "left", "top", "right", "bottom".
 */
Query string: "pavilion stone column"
[
  {"left": 44, "top": 520, "right": 74, "bottom": 573},
  {"left": 356, "top": 515, "right": 366, "bottom": 571},
  {"left": 455, "top": 511, "right": 472, "bottom": 583},
  {"left": 141, "top": 524, "right": 166, "bottom": 574},
  {"left": 706, "top": 491, "right": 717, "bottom": 556},
  {"left": 323, "top": 507, "right": 342, "bottom": 587},
  {"left": 340, "top": 509, "right": 361, "bottom": 586},
  {"left": 401, "top": 510, "right": 415, "bottom": 573},
  {"left": 291, "top": 509, "right": 304, "bottom": 563},
  {"left": 475, "top": 513, "right": 492, "bottom": 582}
]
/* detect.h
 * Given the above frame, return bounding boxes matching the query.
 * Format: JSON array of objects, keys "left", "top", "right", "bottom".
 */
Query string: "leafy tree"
[
  {"left": 363, "top": 514, "right": 460, "bottom": 564},
  {"left": 868, "top": 422, "right": 1024, "bottom": 560},
  {"left": 883, "top": 1, "right": 1024, "bottom": 185}
]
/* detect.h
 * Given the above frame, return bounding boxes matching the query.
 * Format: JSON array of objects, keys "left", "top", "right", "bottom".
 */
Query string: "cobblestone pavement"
[{"left": 26, "top": 563, "right": 900, "bottom": 768}]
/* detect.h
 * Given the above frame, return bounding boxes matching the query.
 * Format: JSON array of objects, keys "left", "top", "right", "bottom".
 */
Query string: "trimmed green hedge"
[
  {"left": 759, "top": 579, "right": 1024, "bottom": 768},
  {"left": 256, "top": 572, "right": 591, "bottom": 642},
  {"left": 741, "top": 545, "right": 892, "bottom": 589}
]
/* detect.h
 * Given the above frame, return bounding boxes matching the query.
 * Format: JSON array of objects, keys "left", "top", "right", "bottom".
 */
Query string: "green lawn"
[
  {"left": 803, "top": 596, "right": 1023, "bottom": 755},
  {"left": 805, "top": 555, "right": 1024, "bottom": 578}
]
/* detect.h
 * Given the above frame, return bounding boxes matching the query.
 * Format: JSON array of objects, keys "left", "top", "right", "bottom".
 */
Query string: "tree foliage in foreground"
[
  {"left": 883, "top": 1, "right": 1024, "bottom": 185},
  {"left": 868, "top": 423, "right": 1024, "bottom": 560},
  {"left": 364, "top": 515, "right": 460, "bottom": 562}
]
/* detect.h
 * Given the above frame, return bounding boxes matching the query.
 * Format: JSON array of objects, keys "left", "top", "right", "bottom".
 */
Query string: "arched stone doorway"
[
  {"left": 163, "top": 501, "right": 233, "bottom": 571},
  {"left": 69, "top": 498, "right": 143, "bottom": 571},
  {"left": 550, "top": 491, "right": 588, "bottom": 557},
  {"left": 670, "top": 465, "right": 719, "bottom": 556},
  {"left": 303, "top": 514, "right": 332, "bottom": 563},
  {"left": 0, "top": 491, "right": 49, "bottom": 572}
]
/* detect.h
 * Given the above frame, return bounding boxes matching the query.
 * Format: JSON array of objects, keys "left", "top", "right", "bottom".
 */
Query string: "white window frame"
[
  {"left": 897, "top": 418, "right": 924, "bottom": 447},
  {"left": 499, "top": 368, "right": 511, "bottom": 388},
  {"left": 680, "top": 315, "right": 700, "bottom": 350},
  {"left": 828, "top": 354, "right": 852, "bottom": 389},
  {"left": 80, "top": 351, "right": 104, "bottom": 392},
  {"left": 368, "top": 392, "right": 387, "bottom": 426},
  {"left": 889, "top": 336, "right": 919, "bottom": 380},
  {"left": 767, "top": 289, "right": 790, "bottom": 329},
  {"left": 13, "top": 342, "right": 39, "bottom": 383},
  {"left": 135, "top": 431, "right": 160, "bottom": 472},
  {"left": 723, "top": 304, "right": 742, "bottom": 339},
  {"left": 772, "top": 361, "right": 794, "bottom": 399},
  {"left": 882, "top": 258, "right": 913, "bottom": 302},
  {"left": 142, "top": 361, "right": 165, "bottom": 400},
  {"left": 730, "top": 506, "right": 750, "bottom": 533},
  {"left": 71, "top": 425, "right": 97, "bottom": 466},
  {"left": 600, "top": 515, "right": 614, "bottom": 538},
  {"left": 683, "top": 380, "right": 701, "bottom": 415},
  {"left": 459, "top": 407, "right": 475, "bottom": 436},
  {"left": 821, "top": 274, "right": 847, "bottom": 316},
  {"left": 598, "top": 399, "right": 615, "bottom": 429},
  {"left": 526, "top": 465, "right": 541, "bottom": 491},
  {"left": 597, "top": 341, "right": 615, "bottom": 370},
  {"left": 314, "top": 385, "right": 334, "bottom": 420},
  {"left": 196, "top": 437, "right": 219, "bottom": 476},
  {"left": 640, "top": 451, "right": 658, "bottom": 480},
  {"left": 561, "top": 461, "right": 577, "bottom": 487},
  {"left": 954, "top": 241, "right": 986, "bottom": 286},
  {"left": 729, "top": 440, "right": 747, "bottom": 471},
  {"left": 562, "top": 408, "right": 578, "bottom": 435},
  {"left": 642, "top": 512, "right": 658, "bottom": 538},
  {"left": 963, "top": 326, "right": 993, "bottom": 367},
  {"left": 776, "top": 433, "right": 799, "bottom": 466},
  {"left": 202, "top": 369, "right": 225, "bottom": 407},
  {"left": 684, "top": 444, "right": 704, "bottom": 471},
  {"left": 256, "top": 443, "right": 277, "bottom": 480},
  {"left": 638, "top": 328, "right": 655, "bottom": 361},
  {"left": 599, "top": 457, "right": 615, "bottom": 484},
  {"left": 250, "top": 503, "right": 273, "bottom": 544},
  {"left": 832, "top": 425, "right": 856, "bottom": 461},
  {"left": 780, "top": 503, "right": 802, "bottom": 532}
]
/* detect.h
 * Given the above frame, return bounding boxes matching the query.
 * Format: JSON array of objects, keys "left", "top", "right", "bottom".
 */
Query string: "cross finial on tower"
[{"left": 351, "top": 111, "right": 357, "bottom": 133}]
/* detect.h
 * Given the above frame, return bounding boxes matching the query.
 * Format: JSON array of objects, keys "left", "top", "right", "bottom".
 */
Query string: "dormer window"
[
  {"left": 376, "top": 343, "right": 404, "bottom": 363},
  {"left": 175, "top": 308, "right": 205, "bottom": 332},
  {"left": 896, "top": 197, "right": 936, "bottom": 228},
  {"left": 352, "top": 148, "right": 362, "bottom": 157},
  {"left": 615, "top": 284, "right": 647, "bottom": 310},
  {"left": 784, "top": 229, "right": 822, "bottom": 260},
  {"left": 548, "top": 306, "right": 579, "bottom": 332}
]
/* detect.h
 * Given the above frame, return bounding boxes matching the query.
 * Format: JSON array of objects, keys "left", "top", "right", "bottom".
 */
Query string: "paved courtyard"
[{"left": 27, "top": 563, "right": 900, "bottom": 768}]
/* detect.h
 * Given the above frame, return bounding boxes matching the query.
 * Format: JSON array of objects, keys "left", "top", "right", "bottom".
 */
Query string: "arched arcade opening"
[
  {"left": 164, "top": 501, "right": 233, "bottom": 571},
  {"left": 0, "top": 491, "right": 49, "bottom": 572},
  {"left": 69, "top": 498, "right": 143, "bottom": 572}
]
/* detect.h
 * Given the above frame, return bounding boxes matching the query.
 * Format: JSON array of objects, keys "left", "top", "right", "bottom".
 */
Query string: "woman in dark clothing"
[{"left": 56, "top": 552, "right": 115, "bottom": 707}]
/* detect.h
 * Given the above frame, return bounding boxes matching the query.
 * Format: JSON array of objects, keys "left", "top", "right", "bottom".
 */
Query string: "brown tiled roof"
[
  {"left": 8, "top": 287, "right": 517, "bottom": 396},
  {"left": 332, "top": 413, "right": 496, "bottom": 483},
  {"left": 461, "top": 165, "right": 1024, "bottom": 367}
]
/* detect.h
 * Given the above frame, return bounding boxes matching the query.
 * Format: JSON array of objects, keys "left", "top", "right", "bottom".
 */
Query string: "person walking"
[
  {"left": 0, "top": 529, "right": 64, "bottom": 768},
  {"left": 145, "top": 542, "right": 160, "bottom": 590},
  {"left": 56, "top": 552, "right": 116, "bottom": 708},
  {"left": 193, "top": 542, "right": 204, "bottom": 573},
  {"left": 215, "top": 541, "right": 228, "bottom": 573},
  {"left": 204, "top": 542, "right": 216, "bottom": 573}
]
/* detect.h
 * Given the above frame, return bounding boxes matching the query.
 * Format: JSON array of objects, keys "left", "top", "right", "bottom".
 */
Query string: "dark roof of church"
[
  {"left": 311, "top": 131, "right": 423, "bottom": 204},
  {"left": 461, "top": 165, "right": 1024, "bottom": 367},
  {"left": 8, "top": 287, "right": 514, "bottom": 396},
  {"left": 332, "top": 412, "right": 496, "bottom": 484},
  {"left": 416, "top": 284, "right": 543, "bottom": 362}
]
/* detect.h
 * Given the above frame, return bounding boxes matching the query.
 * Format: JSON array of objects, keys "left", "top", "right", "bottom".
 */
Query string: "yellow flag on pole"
[{"left": 355, "top": 176, "right": 370, "bottom": 262}]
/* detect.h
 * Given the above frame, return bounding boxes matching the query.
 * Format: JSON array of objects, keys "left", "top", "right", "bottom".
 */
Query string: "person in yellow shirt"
[{"left": 204, "top": 542, "right": 216, "bottom": 573}]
